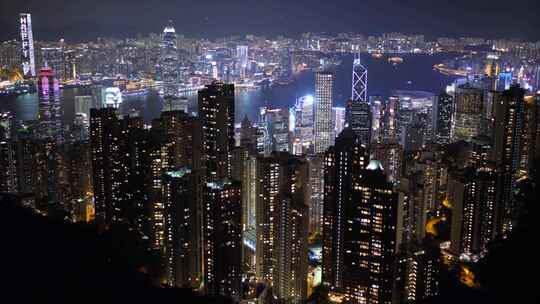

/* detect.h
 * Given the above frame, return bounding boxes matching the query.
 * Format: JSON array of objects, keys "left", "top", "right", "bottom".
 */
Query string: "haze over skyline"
[{"left": 1, "top": 0, "right": 539, "bottom": 42}]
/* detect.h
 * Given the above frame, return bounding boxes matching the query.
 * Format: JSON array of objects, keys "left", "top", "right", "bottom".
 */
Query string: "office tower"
[
  {"left": 237, "top": 45, "right": 249, "bottom": 77},
  {"left": 199, "top": 82, "right": 235, "bottom": 180},
  {"left": 345, "top": 48, "right": 371, "bottom": 145},
  {"left": 162, "top": 168, "right": 201, "bottom": 288},
  {"left": 332, "top": 106, "right": 346, "bottom": 138},
  {"left": 37, "top": 67, "right": 62, "bottom": 141},
  {"left": 346, "top": 100, "right": 372, "bottom": 146},
  {"left": 162, "top": 96, "right": 188, "bottom": 113},
  {"left": 308, "top": 155, "right": 324, "bottom": 234},
  {"left": 324, "top": 151, "right": 400, "bottom": 304},
  {"left": 240, "top": 115, "right": 258, "bottom": 153},
  {"left": 395, "top": 243, "right": 440, "bottom": 303},
  {"left": 280, "top": 47, "right": 293, "bottom": 81},
  {"left": 258, "top": 107, "right": 272, "bottom": 156},
  {"left": 322, "top": 128, "right": 368, "bottom": 289},
  {"left": 256, "top": 152, "right": 309, "bottom": 302},
  {"left": 203, "top": 179, "right": 242, "bottom": 300},
  {"left": 451, "top": 86, "right": 484, "bottom": 142},
  {"left": 448, "top": 164, "right": 497, "bottom": 259},
  {"left": 381, "top": 96, "right": 400, "bottom": 144},
  {"left": 0, "top": 112, "right": 17, "bottom": 192},
  {"left": 293, "top": 95, "right": 315, "bottom": 155},
  {"left": 266, "top": 108, "right": 290, "bottom": 153},
  {"left": 41, "top": 47, "right": 65, "bottom": 81},
  {"left": 314, "top": 71, "right": 334, "bottom": 153},
  {"left": 351, "top": 46, "right": 368, "bottom": 102},
  {"left": 492, "top": 86, "right": 537, "bottom": 233},
  {"left": 20, "top": 13, "right": 36, "bottom": 77},
  {"left": 370, "top": 96, "right": 384, "bottom": 144},
  {"left": 161, "top": 22, "right": 179, "bottom": 99},
  {"left": 433, "top": 92, "right": 454, "bottom": 145}
]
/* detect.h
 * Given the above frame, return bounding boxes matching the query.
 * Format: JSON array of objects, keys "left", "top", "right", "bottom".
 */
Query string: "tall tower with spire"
[
  {"left": 351, "top": 46, "right": 367, "bottom": 102},
  {"left": 160, "top": 20, "right": 179, "bottom": 99},
  {"left": 346, "top": 45, "right": 371, "bottom": 145}
]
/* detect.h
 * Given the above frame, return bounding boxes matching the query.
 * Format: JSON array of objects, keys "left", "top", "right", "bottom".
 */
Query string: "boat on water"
[
  {"left": 388, "top": 56, "right": 404, "bottom": 64},
  {"left": 433, "top": 64, "right": 469, "bottom": 76},
  {"left": 371, "top": 52, "right": 383, "bottom": 59}
]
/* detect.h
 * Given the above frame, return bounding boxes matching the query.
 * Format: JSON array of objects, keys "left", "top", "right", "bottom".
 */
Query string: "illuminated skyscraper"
[
  {"left": 90, "top": 108, "right": 123, "bottom": 226},
  {"left": 346, "top": 48, "right": 371, "bottom": 144},
  {"left": 433, "top": 92, "right": 454, "bottom": 144},
  {"left": 381, "top": 96, "right": 400, "bottom": 144},
  {"left": 451, "top": 86, "right": 484, "bottom": 142},
  {"left": 492, "top": 86, "right": 538, "bottom": 233},
  {"left": 448, "top": 164, "right": 497, "bottom": 258},
  {"left": 237, "top": 45, "right": 249, "bottom": 77},
  {"left": 308, "top": 155, "right": 324, "bottom": 234},
  {"left": 395, "top": 243, "right": 440, "bottom": 303},
  {"left": 161, "top": 21, "right": 179, "bottom": 98},
  {"left": 351, "top": 46, "right": 367, "bottom": 102},
  {"left": 256, "top": 152, "right": 309, "bottom": 302},
  {"left": 346, "top": 99, "right": 371, "bottom": 145},
  {"left": 370, "top": 96, "right": 384, "bottom": 144},
  {"left": 37, "top": 67, "right": 62, "bottom": 141},
  {"left": 323, "top": 145, "right": 400, "bottom": 304},
  {"left": 198, "top": 82, "right": 235, "bottom": 180},
  {"left": 266, "top": 108, "right": 290, "bottom": 153},
  {"left": 20, "top": 13, "right": 36, "bottom": 77},
  {"left": 104, "top": 87, "right": 123, "bottom": 108},
  {"left": 0, "top": 112, "right": 17, "bottom": 192},
  {"left": 314, "top": 71, "right": 334, "bottom": 153},
  {"left": 322, "top": 128, "right": 369, "bottom": 290},
  {"left": 293, "top": 95, "right": 315, "bottom": 155},
  {"left": 203, "top": 179, "right": 242, "bottom": 300},
  {"left": 332, "top": 106, "right": 346, "bottom": 138}
]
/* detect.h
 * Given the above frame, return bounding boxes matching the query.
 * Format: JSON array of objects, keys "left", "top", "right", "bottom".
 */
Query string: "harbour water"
[{"left": 0, "top": 53, "right": 459, "bottom": 125}]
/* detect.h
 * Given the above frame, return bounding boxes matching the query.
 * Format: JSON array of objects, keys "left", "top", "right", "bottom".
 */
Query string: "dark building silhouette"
[
  {"left": 203, "top": 179, "right": 242, "bottom": 300},
  {"left": 162, "top": 167, "right": 201, "bottom": 288},
  {"left": 198, "top": 82, "right": 235, "bottom": 180}
]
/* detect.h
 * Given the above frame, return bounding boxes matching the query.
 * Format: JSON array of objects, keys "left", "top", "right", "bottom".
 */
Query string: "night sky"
[{"left": 0, "top": 0, "right": 539, "bottom": 42}]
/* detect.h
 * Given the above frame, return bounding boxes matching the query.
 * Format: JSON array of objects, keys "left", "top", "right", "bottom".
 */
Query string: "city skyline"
[{"left": 0, "top": 5, "right": 539, "bottom": 304}]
